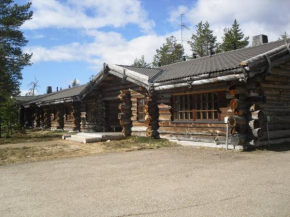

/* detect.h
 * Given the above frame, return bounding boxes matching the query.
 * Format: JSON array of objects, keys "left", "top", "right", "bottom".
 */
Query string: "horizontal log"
[
  {"left": 271, "top": 68, "right": 290, "bottom": 77},
  {"left": 131, "top": 131, "right": 147, "bottom": 137},
  {"left": 157, "top": 104, "right": 171, "bottom": 109},
  {"left": 250, "top": 110, "right": 265, "bottom": 121},
  {"left": 266, "top": 95, "right": 290, "bottom": 102},
  {"left": 260, "top": 123, "right": 290, "bottom": 131},
  {"left": 265, "top": 74, "right": 290, "bottom": 83},
  {"left": 158, "top": 126, "right": 226, "bottom": 136},
  {"left": 159, "top": 114, "right": 172, "bottom": 121},
  {"left": 260, "top": 104, "right": 290, "bottom": 109},
  {"left": 259, "top": 129, "right": 290, "bottom": 141},
  {"left": 159, "top": 134, "right": 226, "bottom": 143},
  {"left": 158, "top": 122, "right": 226, "bottom": 128},
  {"left": 260, "top": 82, "right": 290, "bottom": 90},
  {"left": 131, "top": 126, "right": 147, "bottom": 132},
  {"left": 263, "top": 109, "right": 290, "bottom": 116},
  {"left": 132, "top": 122, "right": 147, "bottom": 127},
  {"left": 251, "top": 138, "right": 290, "bottom": 146},
  {"left": 265, "top": 116, "right": 290, "bottom": 124},
  {"left": 252, "top": 128, "right": 264, "bottom": 138}
]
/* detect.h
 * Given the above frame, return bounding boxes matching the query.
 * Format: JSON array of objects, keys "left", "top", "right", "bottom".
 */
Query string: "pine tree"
[
  {"left": 278, "top": 31, "right": 289, "bottom": 40},
  {"left": 152, "top": 36, "right": 184, "bottom": 66},
  {"left": 187, "top": 21, "right": 219, "bottom": 57},
  {"left": 220, "top": 19, "right": 249, "bottom": 52},
  {"left": 0, "top": 0, "right": 33, "bottom": 137},
  {"left": 132, "top": 55, "right": 150, "bottom": 67},
  {"left": 71, "top": 79, "right": 80, "bottom": 87},
  {"left": 0, "top": 0, "right": 33, "bottom": 99}
]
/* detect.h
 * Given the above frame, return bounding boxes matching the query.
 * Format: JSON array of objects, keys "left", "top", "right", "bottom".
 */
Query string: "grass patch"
[
  {"left": 0, "top": 136, "right": 178, "bottom": 166},
  {"left": 0, "top": 129, "right": 73, "bottom": 145},
  {"left": 101, "top": 136, "right": 177, "bottom": 151}
]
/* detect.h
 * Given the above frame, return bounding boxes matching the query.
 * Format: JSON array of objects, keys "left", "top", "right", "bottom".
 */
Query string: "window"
[
  {"left": 137, "top": 98, "right": 146, "bottom": 121},
  {"left": 172, "top": 92, "right": 226, "bottom": 121},
  {"left": 86, "top": 103, "right": 97, "bottom": 122}
]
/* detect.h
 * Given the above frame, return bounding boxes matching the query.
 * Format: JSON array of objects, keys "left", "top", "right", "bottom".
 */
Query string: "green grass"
[
  {"left": 101, "top": 136, "right": 177, "bottom": 151},
  {"left": 0, "top": 129, "right": 71, "bottom": 145}
]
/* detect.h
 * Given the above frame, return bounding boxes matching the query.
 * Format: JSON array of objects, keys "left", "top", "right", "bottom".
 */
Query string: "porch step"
[{"left": 63, "top": 132, "right": 124, "bottom": 144}]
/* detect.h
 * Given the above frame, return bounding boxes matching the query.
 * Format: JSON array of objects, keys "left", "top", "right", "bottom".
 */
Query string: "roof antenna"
[{"left": 180, "top": 13, "right": 190, "bottom": 49}]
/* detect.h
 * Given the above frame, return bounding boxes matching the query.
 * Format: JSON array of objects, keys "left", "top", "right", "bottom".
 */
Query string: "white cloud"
[
  {"left": 25, "top": 30, "right": 169, "bottom": 69},
  {"left": 169, "top": 0, "right": 290, "bottom": 43},
  {"left": 23, "top": 0, "right": 155, "bottom": 33},
  {"left": 20, "top": 89, "right": 39, "bottom": 96},
  {"left": 33, "top": 34, "right": 44, "bottom": 39}
]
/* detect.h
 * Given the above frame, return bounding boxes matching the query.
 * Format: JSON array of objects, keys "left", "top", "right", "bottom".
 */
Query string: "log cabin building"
[{"left": 16, "top": 36, "right": 290, "bottom": 149}]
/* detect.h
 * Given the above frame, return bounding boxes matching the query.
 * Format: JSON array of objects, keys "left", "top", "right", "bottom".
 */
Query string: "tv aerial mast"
[{"left": 180, "top": 13, "right": 190, "bottom": 48}]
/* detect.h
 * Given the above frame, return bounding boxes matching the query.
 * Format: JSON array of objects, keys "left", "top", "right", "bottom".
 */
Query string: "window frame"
[
  {"left": 137, "top": 98, "right": 146, "bottom": 122},
  {"left": 171, "top": 91, "right": 226, "bottom": 122}
]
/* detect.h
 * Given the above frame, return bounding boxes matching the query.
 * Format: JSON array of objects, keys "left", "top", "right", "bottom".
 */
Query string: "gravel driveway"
[{"left": 1, "top": 146, "right": 290, "bottom": 217}]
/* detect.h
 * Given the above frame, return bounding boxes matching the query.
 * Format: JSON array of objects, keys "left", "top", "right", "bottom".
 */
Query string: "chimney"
[
  {"left": 209, "top": 47, "right": 213, "bottom": 57},
  {"left": 192, "top": 53, "right": 197, "bottom": 59},
  {"left": 69, "top": 85, "right": 71, "bottom": 88},
  {"left": 182, "top": 56, "right": 186, "bottom": 61},
  {"left": 56, "top": 87, "right": 58, "bottom": 92},
  {"left": 158, "top": 62, "right": 161, "bottom": 67},
  {"left": 46, "top": 86, "right": 52, "bottom": 94},
  {"left": 252, "top": 34, "right": 268, "bottom": 46}
]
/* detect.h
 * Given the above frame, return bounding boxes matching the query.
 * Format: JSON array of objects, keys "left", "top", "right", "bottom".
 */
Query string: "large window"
[
  {"left": 137, "top": 98, "right": 146, "bottom": 121},
  {"left": 172, "top": 92, "right": 226, "bottom": 121}
]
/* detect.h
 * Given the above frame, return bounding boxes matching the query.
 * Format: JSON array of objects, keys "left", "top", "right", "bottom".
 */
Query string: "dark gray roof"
[
  {"left": 24, "top": 84, "right": 87, "bottom": 105},
  {"left": 116, "top": 39, "right": 290, "bottom": 83},
  {"left": 117, "top": 65, "right": 162, "bottom": 80},
  {"left": 15, "top": 96, "right": 40, "bottom": 104},
  {"left": 155, "top": 39, "right": 290, "bottom": 82}
]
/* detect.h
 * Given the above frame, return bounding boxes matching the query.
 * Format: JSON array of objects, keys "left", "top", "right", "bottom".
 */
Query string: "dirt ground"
[{"left": 1, "top": 145, "right": 290, "bottom": 217}]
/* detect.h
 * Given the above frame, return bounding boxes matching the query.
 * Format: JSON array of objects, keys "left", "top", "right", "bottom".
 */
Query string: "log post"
[
  {"left": 43, "top": 107, "right": 51, "bottom": 129},
  {"left": 33, "top": 107, "right": 41, "bottom": 128},
  {"left": 118, "top": 90, "right": 132, "bottom": 137}
]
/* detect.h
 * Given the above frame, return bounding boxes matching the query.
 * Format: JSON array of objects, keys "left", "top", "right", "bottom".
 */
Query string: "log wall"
[
  {"left": 129, "top": 89, "right": 148, "bottom": 137},
  {"left": 227, "top": 62, "right": 290, "bottom": 147},
  {"left": 51, "top": 105, "right": 64, "bottom": 130},
  {"left": 63, "top": 102, "right": 81, "bottom": 131},
  {"left": 156, "top": 83, "right": 231, "bottom": 144}
]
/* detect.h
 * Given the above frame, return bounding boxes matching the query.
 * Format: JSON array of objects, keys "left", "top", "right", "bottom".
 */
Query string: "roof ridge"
[
  {"left": 158, "top": 38, "right": 290, "bottom": 68},
  {"left": 118, "top": 64, "right": 161, "bottom": 70}
]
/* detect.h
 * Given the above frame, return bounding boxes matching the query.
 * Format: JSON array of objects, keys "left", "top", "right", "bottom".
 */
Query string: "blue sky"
[{"left": 17, "top": 0, "right": 290, "bottom": 95}]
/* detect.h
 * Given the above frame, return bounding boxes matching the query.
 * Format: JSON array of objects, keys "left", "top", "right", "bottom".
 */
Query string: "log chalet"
[{"left": 16, "top": 35, "right": 290, "bottom": 149}]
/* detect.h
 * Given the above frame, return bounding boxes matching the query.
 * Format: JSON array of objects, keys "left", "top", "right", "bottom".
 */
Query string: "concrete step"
[
  {"left": 66, "top": 136, "right": 85, "bottom": 143},
  {"left": 76, "top": 133, "right": 103, "bottom": 138},
  {"left": 63, "top": 132, "right": 124, "bottom": 144}
]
